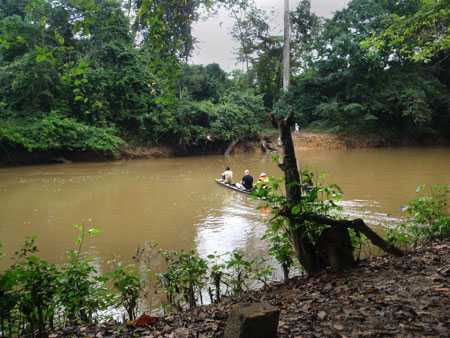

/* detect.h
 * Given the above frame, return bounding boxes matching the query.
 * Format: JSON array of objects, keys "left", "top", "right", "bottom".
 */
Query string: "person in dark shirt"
[{"left": 241, "top": 169, "right": 254, "bottom": 190}]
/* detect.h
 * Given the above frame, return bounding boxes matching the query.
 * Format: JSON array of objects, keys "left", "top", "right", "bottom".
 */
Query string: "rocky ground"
[{"left": 53, "top": 240, "right": 450, "bottom": 338}]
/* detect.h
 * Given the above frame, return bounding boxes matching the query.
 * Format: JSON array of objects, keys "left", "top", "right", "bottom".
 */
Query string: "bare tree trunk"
[
  {"left": 283, "top": 0, "right": 290, "bottom": 92},
  {"left": 279, "top": 0, "right": 323, "bottom": 275},
  {"left": 275, "top": 0, "right": 401, "bottom": 276},
  {"left": 224, "top": 139, "right": 240, "bottom": 156}
]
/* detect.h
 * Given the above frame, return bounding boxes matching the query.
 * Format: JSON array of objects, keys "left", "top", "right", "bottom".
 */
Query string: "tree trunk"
[
  {"left": 279, "top": 0, "right": 324, "bottom": 275},
  {"left": 291, "top": 227, "right": 322, "bottom": 274},
  {"left": 283, "top": 0, "right": 290, "bottom": 92},
  {"left": 275, "top": 0, "right": 401, "bottom": 276},
  {"left": 224, "top": 139, "right": 240, "bottom": 156},
  {"left": 317, "top": 227, "right": 355, "bottom": 271},
  {"left": 281, "top": 262, "right": 290, "bottom": 282}
]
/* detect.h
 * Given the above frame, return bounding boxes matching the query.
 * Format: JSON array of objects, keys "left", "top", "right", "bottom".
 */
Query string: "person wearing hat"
[
  {"left": 257, "top": 172, "right": 269, "bottom": 189},
  {"left": 258, "top": 172, "right": 268, "bottom": 183}
]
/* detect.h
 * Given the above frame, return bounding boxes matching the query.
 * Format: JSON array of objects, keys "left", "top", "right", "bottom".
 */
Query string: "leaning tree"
[{"left": 271, "top": 0, "right": 403, "bottom": 275}]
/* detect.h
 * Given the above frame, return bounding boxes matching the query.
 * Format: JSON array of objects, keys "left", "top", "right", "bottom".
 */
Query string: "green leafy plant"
[
  {"left": 9, "top": 238, "right": 60, "bottom": 337},
  {"left": 108, "top": 263, "right": 142, "bottom": 321},
  {"left": 0, "top": 113, "right": 124, "bottom": 155},
  {"left": 58, "top": 224, "right": 112, "bottom": 324},
  {"left": 254, "top": 170, "right": 347, "bottom": 274},
  {"left": 262, "top": 226, "right": 294, "bottom": 281},
  {"left": 206, "top": 254, "right": 226, "bottom": 303},
  {"left": 222, "top": 250, "right": 272, "bottom": 297},
  {"left": 158, "top": 250, "right": 208, "bottom": 310},
  {"left": 386, "top": 184, "right": 450, "bottom": 246},
  {"left": 0, "top": 242, "right": 20, "bottom": 338}
]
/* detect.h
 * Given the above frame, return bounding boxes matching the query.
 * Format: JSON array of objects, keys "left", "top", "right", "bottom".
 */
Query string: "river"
[{"left": 1, "top": 146, "right": 449, "bottom": 270}]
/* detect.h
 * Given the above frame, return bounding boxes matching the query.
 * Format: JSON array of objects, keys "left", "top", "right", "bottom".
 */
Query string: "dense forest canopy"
[
  {"left": 233, "top": 0, "right": 449, "bottom": 139},
  {"left": 0, "top": 0, "right": 266, "bottom": 158},
  {"left": 0, "top": 0, "right": 449, "bottom": 160}
]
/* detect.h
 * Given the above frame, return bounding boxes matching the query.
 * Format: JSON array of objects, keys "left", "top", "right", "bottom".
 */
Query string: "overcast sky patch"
[{"left": 191, "top": 0, "right": 348, "bottom": 71}]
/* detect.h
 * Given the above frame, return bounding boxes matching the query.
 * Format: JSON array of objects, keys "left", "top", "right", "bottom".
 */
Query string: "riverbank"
[
  {"left": 52, "top": 239, "right": 450, "bottom": 338},
  {"left": 1, "top": 131, "right": 448, "bottom": 166},
  {"left": 294, "top": 132, "right": 450, "bottom": 150},
  {"left": 0, "top": 139, "right": 268, "bottom": 166}
]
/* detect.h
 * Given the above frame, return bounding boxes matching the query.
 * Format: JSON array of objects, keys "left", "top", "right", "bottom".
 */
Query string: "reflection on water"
[
  {"left": 1, "top": 146, "right": 450, "bottom": 270},
  {"left": 196, "top": 193, "right": 267, "bottom": 258},
  {"left": 339, "top": 200, "right": 401, "bottom": 228}
]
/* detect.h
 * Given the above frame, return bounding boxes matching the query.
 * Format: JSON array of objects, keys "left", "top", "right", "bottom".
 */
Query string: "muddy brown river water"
[{"left": 1, "top": 146, "right": 449, "bottom": 270}]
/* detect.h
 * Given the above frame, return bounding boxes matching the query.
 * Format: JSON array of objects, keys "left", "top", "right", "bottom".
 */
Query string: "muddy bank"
[
  {"left": 294, "top": 132, "right": 449, "bottom": 150},
  {"left": 1, "top": 132, "right": 448, "bottom": 166},
  {"left": 53, "top": 239, "right": 450, "bottom": 338},
  {"left": 0, "top": 139, "right": 266, "bottom": 166},
  {"left": 120, "top": 140, "right": 266, "bottom": 160}
]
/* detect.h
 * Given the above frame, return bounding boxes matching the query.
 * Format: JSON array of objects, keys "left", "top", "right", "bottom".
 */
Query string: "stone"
[
  {"left": 223, "top": 302, "right": 280, "bottom": 338},
  {"left": 317, "top": 311, "right": 327, "bottom": 320},
  {"left": 173, "top": 327, "right": 191, "bottom": 338}
]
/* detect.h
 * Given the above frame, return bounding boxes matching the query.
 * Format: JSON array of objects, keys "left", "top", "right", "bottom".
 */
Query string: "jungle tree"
[{"left": 268, "top": 0, "right": 403, "bottom": 275}]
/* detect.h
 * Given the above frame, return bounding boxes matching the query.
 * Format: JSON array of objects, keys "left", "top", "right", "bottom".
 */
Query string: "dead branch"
[
  {"left": 300, "top": 213, "right": 404, "bottom": 257},
  {"left": 224, "top": 139, "right": 240, "bottom": 156}
]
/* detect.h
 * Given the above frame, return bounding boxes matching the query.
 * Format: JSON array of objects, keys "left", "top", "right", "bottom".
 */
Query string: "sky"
[{"left": 191, "top": 0, "right": 349, "bottom": 71}]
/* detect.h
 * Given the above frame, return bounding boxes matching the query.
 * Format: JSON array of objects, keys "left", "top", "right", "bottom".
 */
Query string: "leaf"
[
  {"left": 88, "top": 227, "right": 101, "bottom": 237},
  {"left": 291, "top": 205, "right": 301, "bottom": 215}
]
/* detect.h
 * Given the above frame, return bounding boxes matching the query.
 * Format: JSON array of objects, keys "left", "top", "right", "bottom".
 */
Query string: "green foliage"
[
  {"left": 231, "top": 4, "right": 283, "bottom": 108},
  {"left": 58, "top": 225, "right": 111, "bottom": 324},
  {"left": 108, "top": 263, "right": 141, "bottom": 321},
  {"left": 158, "top": 250, "right": 208, "bottom": 310},
  {"left": 0, "top": 226, "right": 113, "bottom": 336},
  {"left": 363, "top": 0, "right": 450, "bottom": 62},
  {"left": 157, "top": 248, "right": 271, "bottom": 311},
  {"left": 289, "top": 0, "right": 450, "bottom": 139},
  {"left": 386, "top": 185, "right": 450, "bottom": 246},
  {"left": 0, "top": 0, "right": 265, "bottom": 160},
  {"left": 223, "top": 250, "right": 272, "bottom": 296},
  {"left": 58, "top": 251, "right": 111, "bottom": 324},
  {"left": 171, "top": 90, "right": 266, "bottom": 147},
  {"left": 284, "top": 0, "right": 450, "bottom": 139},
  {"left": 206, "top": 250, "right": 271, "bottom": 300},
  {"left": 262, "top": 227, "right": 294, "bottom": 281},
  {"left": 0, "top": 113, "right": 124, "bottom": 154},
  {"left": 0, "top": 267, "right": 19, "bottom": 337},
  {"left": 3, "top": 237, "right": 60, "bottom": 338},
  {"left": 254, "top": 169, "right": 348, "bottom": 272},
  {"left": 15, "top": 256, "right": 59, "bottom": 337},
  {"left": 178, "top": 63, "right": 229, "bottom": 102}
]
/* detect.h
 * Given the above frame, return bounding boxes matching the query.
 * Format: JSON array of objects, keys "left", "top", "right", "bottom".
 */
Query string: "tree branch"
[
  {"left": 299, "top": 213, "right": 403, "bottom": 257},
  {"left": 278, "top": 210, "right": 404, "bottom": 257}
]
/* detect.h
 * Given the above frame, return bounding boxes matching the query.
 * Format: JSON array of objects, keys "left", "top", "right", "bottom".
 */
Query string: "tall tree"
[
  {"left": 272, "top": 0, "right": 403, "bottom": 275},
  {"left": 283, "top": 0, "right": 290, "bottom": 92}
]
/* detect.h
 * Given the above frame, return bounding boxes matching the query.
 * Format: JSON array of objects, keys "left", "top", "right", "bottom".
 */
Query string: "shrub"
[
  {"left": 222, "top": 250, "right": 272, "bottom": 297},
  {"left": 58, "top": 250, "right": 111, "bottom": 324},
  {"left": 10, "top": 238, "right": 60, "bottom": 337},
  {"left": 386, "top": 184, "right": 450, "bottom": 246},
  {"left": 158, "top": 250, "right": 208, "bottom": 310},
  {"left": 262, "top": 227, "right": 294, "bottom": 281},
  {"left": 0, "top": 113, "right": 124, "bottom": 154},
  {"left": 108, "top": 263, "right": 141, "bottom": 321},
  {"left": 0, "top": 267, "right": 20, "bottom": 338}
]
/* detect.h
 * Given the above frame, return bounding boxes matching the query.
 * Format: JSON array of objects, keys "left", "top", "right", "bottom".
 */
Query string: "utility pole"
[{"left": 283, "top": 0, "right": 290, "bottom": 92}]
